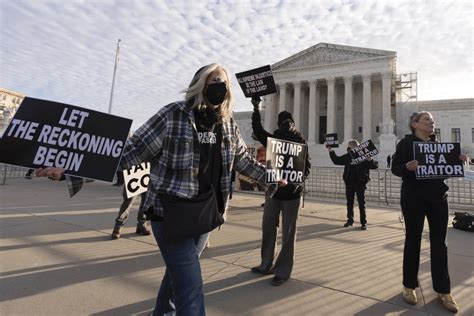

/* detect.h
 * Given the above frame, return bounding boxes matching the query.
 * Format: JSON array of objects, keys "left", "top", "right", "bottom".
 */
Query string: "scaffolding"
[
  {"left": 395, "top": 72, "right": 418, "bottom": 103},
  {"left": 393, "top": 72, "right": 418, "bottom": 137}
]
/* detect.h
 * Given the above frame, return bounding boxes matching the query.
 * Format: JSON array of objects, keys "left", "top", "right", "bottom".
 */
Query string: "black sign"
[
  {"left": 235, "top": 65, "right": 277, "bottom": 98},
  {"left": 349, "top": 139, "right": 379, "bottom": 164},
  {"left": 0, "top": 97, "right": 132, "bottom": 182},
  {"left": 265, "top": 137, "right": 307, "bottom": 184},
  {"left": 413, "top": 142, "right": 464, "bottom": 179},
  {"left": 324, "top": 133, "right": 339, "bottom": 148}
]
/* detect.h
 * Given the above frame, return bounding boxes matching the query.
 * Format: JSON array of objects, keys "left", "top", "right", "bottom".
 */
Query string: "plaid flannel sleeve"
[
  {"left": 120, "top": 106, "right": 169, "bottom": 170},
  {"left": 65, "top": 175, "right": 84, "bottom": 198},
  {"left": 232, "top": 123, "right": 266, "bottom": 184},
  {"left": 64, "top": 104, "right": 170, "bottom": 198}
]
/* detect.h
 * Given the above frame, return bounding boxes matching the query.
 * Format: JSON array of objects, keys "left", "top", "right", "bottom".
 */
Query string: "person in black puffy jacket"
[
  {"left": 327, "top": 140, "right": 377, "bottom": 230},
  {"left": 250, "top": 97, "right": 311, "bottom": 286}
]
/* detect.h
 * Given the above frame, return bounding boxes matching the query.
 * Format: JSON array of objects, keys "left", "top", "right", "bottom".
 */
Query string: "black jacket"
[
  {"left": 252, "top": 110, "right": 311, "bottom": 200},
  {"left": 329, "top": 150, "right": 378, "bottom": 185},
  {"left": 391, "top": 134, "right": 449, "bottom": 198}
]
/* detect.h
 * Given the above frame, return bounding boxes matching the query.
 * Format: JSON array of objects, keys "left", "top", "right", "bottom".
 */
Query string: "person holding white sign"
[
  {"left": 251, "top": 97, "right": 311, "bottom": 286},
  {"left": 111, "top": 162, "right": 152, "bottom": 239},
  {"left": 327, "top": 140, "right": 378, "bottom": 230},
  {"left": 391, "top": 111, "right": 468, "bottom": 313}
]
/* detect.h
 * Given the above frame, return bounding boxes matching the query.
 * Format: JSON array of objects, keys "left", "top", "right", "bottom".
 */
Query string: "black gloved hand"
[{"left": 251, "top": 96, "right": 261, "bottom": 111}]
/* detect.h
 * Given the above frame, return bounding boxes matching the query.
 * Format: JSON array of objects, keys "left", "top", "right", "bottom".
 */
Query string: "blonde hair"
[
  {"left": 183, "top": 63, "right": 234, "bottom": 122},
  {"left": 409, "top": 111, "right": 431, "bottom": 134},
  {"left": 348, "top": 139, "right": 360, "bottom": 149}
]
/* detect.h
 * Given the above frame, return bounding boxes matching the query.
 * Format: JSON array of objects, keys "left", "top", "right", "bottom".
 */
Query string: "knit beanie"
[{"left": 277, "top": 111, "right": 294, "bottom": 126}]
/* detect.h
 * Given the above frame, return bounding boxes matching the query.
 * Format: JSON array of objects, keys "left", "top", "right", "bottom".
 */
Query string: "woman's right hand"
[
  {"left": 35, "top": 167, "right": 65, "bottom": 181},
  {"left": 405, "top": 160, "right": 419, "bottom": 171}
]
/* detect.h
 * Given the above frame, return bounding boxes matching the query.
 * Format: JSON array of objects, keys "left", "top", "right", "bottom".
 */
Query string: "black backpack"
[{"left": 452, "top": 212, "right": 474, "bottom": 232}]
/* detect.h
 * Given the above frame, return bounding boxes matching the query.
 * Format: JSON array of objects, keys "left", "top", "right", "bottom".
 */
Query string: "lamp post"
[{"left": 107, "top": 39, "right": 121, "bottom": 114}]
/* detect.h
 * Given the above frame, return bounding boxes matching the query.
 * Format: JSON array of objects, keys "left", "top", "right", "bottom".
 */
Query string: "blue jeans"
[{"left": 151, "top": 221, "right": 209, "bottom": 316}]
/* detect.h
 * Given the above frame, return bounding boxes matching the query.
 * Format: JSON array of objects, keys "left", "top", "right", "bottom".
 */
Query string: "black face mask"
[
  {"left": 205, "top": 82, "right": 227, "bottom": 106},
  {"left": 347, "top": 147, "right": 351, "bottom": 152},
  {"left": 279, "top": 120, "right": 295, "bottom": 133}
]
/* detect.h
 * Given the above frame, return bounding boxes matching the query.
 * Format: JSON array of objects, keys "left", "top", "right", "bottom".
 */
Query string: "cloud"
[{"left": 0, "top": 0, "right": 472, "bottom": 129}]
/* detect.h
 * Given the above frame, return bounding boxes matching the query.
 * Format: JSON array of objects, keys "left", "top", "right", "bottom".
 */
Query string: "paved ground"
[{"left": 0, "top": 178, "right": 472, "bottom": 316}]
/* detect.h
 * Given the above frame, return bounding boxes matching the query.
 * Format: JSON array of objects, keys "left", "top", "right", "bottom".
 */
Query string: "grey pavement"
[{"left": 0, "top": 178, "right": 472, "bottom": 316}]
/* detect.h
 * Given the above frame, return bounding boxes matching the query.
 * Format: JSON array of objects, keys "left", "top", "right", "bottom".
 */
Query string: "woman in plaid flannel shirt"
[{"left": 37, "top": 63, "right": 283, "bottom": 316}]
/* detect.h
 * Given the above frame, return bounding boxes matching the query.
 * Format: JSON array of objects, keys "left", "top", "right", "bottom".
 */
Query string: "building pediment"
[{"left": 272, "top": 43, "right": 396, "bottom": 71}]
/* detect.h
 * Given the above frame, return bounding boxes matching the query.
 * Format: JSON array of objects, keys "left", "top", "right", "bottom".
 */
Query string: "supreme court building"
[{"left": 236, "top": 43, "right": 474, "bottom": 166}]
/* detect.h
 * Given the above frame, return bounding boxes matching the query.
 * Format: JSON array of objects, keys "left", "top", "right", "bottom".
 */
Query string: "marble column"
[
  {"left": 278, "top": 83, "right": 287, "bottom": 113},
  {"left": 379, "top": 71, "right": 397, "bottom": 164},
  {"left": 264, "top": 94, "right": 273, "bottom": 131},
  {"left": 362, "top": 74, "right": 372, "bottom": 140},
  {"left": 343, "top": 75, "right": 353, "bottom": 142},
  {"left": 293, "top": 81, "right": 301, "bottom": 129},
  {"left": 381, "top": 72, "right": 392, "bottom": 134},
  {"left": 308, "top": 80, "right": 317, "bottom": 144},
  {"left": 326, "top": 77, "right": 336, "bottom": 134},
  {"left": 314, "top": 81, "right": 321, "bottom": 143}
]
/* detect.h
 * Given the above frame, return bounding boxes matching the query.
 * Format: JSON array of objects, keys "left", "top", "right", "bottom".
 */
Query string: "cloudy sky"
[{"left": 1, "top": 0, "right": 472, "bottom": 130}]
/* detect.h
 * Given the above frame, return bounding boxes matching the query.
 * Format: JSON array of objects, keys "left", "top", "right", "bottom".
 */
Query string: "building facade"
[
  {"left": 397, "top": 99, "right": 474, "bottom": 156},
  {"left": 0, "top": 88, "right": 24, "bottom": 137},
  {"left": 262, "top": 43, "right": 396, "bottom": 144},
  {"left": 236, "top": 43, "right": 473, "bottom": 166}
]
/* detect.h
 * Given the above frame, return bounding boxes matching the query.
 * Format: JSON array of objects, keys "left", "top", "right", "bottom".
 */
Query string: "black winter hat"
[{"left": 277, "top": 111, "right": 294, "bottom": 126}]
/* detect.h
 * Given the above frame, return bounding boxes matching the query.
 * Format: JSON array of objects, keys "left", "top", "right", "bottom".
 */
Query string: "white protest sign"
[{"left": 123, "top": 162, "right": 150, "bottom": 199}]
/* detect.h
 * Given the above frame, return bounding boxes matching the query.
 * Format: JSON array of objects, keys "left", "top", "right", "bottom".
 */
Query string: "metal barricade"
[
  {"left": 304, "top": 166, "right": 474, "bottom": 211},
  {"left": 0, "top": 164, "right": 30, "bottom": 185}
]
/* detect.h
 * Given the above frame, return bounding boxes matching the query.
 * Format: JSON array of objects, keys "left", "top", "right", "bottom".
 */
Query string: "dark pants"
[
  {"left": 345, "top": 182, "right": 367, "bottom": 224},
  {"left": 114, "top": 189, "right": 147, "bottom": 228},
  {"left": 258, "top": 194, "right": 301, "bottom": 280},
  {"left": 401, "top": 191, "right": 450, "bottom": 293},
  {"left": 151, "top": 221, "right": 208, "bottom": 316}
]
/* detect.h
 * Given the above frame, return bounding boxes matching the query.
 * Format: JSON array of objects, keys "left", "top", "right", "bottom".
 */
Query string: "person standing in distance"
[
  {"left": 111, "top": 190, "right": 149, "bottom": 239},
  {"left": 327, "top": 140, "right": 378, "bottom": 230}
]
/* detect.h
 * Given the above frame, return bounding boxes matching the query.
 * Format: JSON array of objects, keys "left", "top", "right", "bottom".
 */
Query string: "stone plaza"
[{"left": 1, "top": 179, "right": 473, "bottom": 315}]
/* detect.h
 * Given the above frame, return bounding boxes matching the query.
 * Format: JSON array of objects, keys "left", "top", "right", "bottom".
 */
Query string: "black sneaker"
[
  {"left": 271, "top": 276, "right": 287, "bottom": 286},
  {"left": 343, "top": 221, "right": 353, "bottom": 227},
  {"left": 361, "top": 224, "right": 367, "bottom": 230},
  {"left": 251, "top": 266, "right": 274, "bottom": 275},
  {"left": 136, "top": 226, "right": 151, "bottom": 236},
  {"left": 111, "top": 227, "right": 122, "bottom": 239}
]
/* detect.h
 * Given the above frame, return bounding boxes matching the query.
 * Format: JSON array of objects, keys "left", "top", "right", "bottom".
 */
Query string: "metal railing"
[
  {"left": 304, "top": 166, "right": 473, "bottom": 211},
  {"left": 0, "top": 164, "right": 30, "bottom": 185},
  {"left": 2, "top": 163, "right": 473, "bottom": 211}
]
